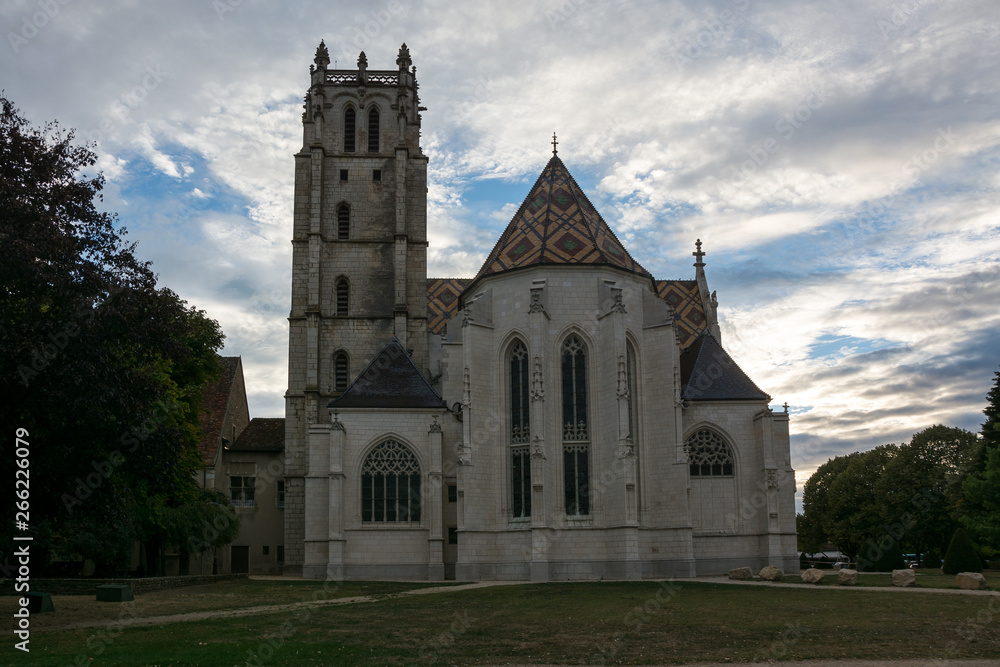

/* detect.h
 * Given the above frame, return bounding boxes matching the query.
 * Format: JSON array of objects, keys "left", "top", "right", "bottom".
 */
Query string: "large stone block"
[
  {"left": 892, "top": 569, "right": 916, "bottom": 587},
  {"left": 728, "top": 566, "right": 753, "bottom": 580},
  {"left": 800, "top": 568, "right": 825, "bottom": 584},
  {"left": 837, "top": 568, "right": 858, "bottom": 586},
  {"left": 759, "top": 566, "right": 783, "bottom": 581},
  {"left": 956, "top": 572, "right": 988, "bottom": 590}
]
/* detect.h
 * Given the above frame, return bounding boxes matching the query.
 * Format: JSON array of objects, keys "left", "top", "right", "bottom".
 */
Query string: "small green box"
[
  {"left": 27, "top": 592, "right": 54, "bottom": 613},
  {"left": 96, "top": 584, "right": 134, "bottom": 602}
]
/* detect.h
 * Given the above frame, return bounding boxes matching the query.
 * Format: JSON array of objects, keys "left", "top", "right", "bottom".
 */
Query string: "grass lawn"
[
  {"left": 786, "top": 568, "right": 1000, "bottom": 588},
  {"left": 2, "top": 579, "right": 999, "bottom": 666}
]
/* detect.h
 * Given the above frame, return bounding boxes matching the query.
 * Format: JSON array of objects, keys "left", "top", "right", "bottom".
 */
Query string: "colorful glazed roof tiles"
[
  {"left": 427, "top": 278, "right": 470, "bottom": 335},
  {"left": 655, "top": 280, "right": 707, "bottom": 347},
  {"left": 472, "top": 156, "right": 651, "bottom": 282}
]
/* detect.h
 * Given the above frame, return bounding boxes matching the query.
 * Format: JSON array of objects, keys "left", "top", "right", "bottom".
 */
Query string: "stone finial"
[
  {"left": 357, "top": 51, "right": 368, "bottom": 83},
  {"left": 551, "top": 132, "right": 558, "bottom": 156},
  {"left": 693, "top": 238, "right": 706, "bottom": 267},
  {"left": 397, "top": 43, "right": 412, "bottom": 70},
  {"left": 314, "top": 40, "right": 330, "bottom": 69}
]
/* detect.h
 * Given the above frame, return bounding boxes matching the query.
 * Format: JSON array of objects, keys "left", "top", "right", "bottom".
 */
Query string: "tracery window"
[
  {"left": 686, "top": 428, "right": 735, "bottom": 477},
  {"left": 510, "top": 340, "right": 530, "bottom": 519},
  {"left": 361, "top": 439, "right": 421, "bottom": 522},
  {"left": 561, "top": 335, "right": 589, "bottom": 516},
  {"left": 367, "top": 107, "right": 380, "bottom": 152},
  {"left": 344, "top": 107, "right": 356, "bottom": 152},
  {"left": 335, "top": 277, "right": 349, "bottom": 316},
  {"left": 337, "top": 203, "right": 350, "bottom": 240}
]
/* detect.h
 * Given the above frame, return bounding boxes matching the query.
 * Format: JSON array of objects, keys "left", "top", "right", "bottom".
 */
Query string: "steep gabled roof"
[
  {"left": 329, "top": 339, "right": 446, "bottom": 409},
  {"left": 228, "top": 417, "right": 285, "bottom": 453},
  {"left": 427, "top": 277, "right": 470, "bottom": 335},
  {"left": 470, "top": 156, "right": 651, "bottom": 284},
  {"left": 680, "top": 331, "right": 770, "bottom": 402},
  {"left": 197, "top": 356, "right": 241, "bottom": 465},
  {"left": 655, "top": 279, "right": 708, "bottom": 347}
]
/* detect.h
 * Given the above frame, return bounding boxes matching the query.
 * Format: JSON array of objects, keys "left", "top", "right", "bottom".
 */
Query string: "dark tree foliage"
[
  {"left": 1, "top": 96, "right": 229, "bottom": 575},
  {"left": 942, "top": 527, "right": 982, "bottom": 574},
  {"left": 857, "top": 534, "right": 906, "bottom": 572},
  {"left": 962, "top": 367, "right": 1000, "bottom": 553}
]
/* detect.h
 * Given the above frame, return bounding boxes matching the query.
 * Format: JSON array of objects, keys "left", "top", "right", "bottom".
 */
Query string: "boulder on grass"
[
  {"left": 892, "top": 569, "right": 916, "bottom": 587},
  {"left": 837, "top": 568, "right": 858, "bottom": 586},
  {"left": 956, "top": 572, "right": 989, "bottom": 590},
  {"left": 728, "top": 566, "right": 753, "bottom": 580},
  {"left": 801, "top": 568, "right": 825, "bottom": 584},
  {"left": 759, "top": 566, "right": 783, "bottom": 581}
]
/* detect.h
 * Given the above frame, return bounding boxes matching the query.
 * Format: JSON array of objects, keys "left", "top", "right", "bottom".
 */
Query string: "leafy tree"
[
  {"left": 942, "top": 527, "right": 982, "bottom": 574},
  {"left": 982, "top": 367, "right": 1000, "bottom": 453},
  {"left": 824, "top": 446, "right": 896, "bottom": 562},
  {"left": 0, "top": 95, "right": 227, "bottom": 575},
  {"left": 857, "top": 534, "right": 906, "bottom": 572},
  {"left": 877, "top": 425, "right": 981, "bottom": 562}
]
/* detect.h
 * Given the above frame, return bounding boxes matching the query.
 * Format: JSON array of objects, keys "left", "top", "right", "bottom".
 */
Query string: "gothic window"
[
  {"left": 333, "top": 351, "right": 349, "bottom": 391},
  {"left": 686, "top": 428, "right": 735, "bottom": 477},
  {"left": 361, "top": 439, "right": 421, "bottom": 522},
  {"left": 561, "top": 335, "right": 589, "bottom": 516},
  {"left": 510, "top": 340, "right": 530, "bottom": 519},
  {"left": 337, "top": 203, "right": 349, "bottom": 240},
  {"left": 344, "top": 107, "right": 356, "bottom": 152},
  {"left": 367, "top": 107, "right": 379, "bottom": 152},
  {"left": 275, "top": 480, "right": 285, "bottom": 509},
  {"left": 335, "top": 277, "right": 349, "bottom": 316}
]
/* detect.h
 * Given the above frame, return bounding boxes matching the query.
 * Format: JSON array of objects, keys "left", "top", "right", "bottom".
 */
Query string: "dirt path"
[{"left": 43, "top": 579, "right": 524, "bottom": 631}]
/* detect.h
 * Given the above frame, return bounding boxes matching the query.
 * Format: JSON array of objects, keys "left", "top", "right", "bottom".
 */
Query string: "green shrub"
[
  {"left": 942, "top": 528, "right": 982, "bottom": 574},
  {"left": 923, "top": 549, "right": 941, "bottom": 569},
  {"left": 857, "top": 536, "right": 907, "bottom": 572}
]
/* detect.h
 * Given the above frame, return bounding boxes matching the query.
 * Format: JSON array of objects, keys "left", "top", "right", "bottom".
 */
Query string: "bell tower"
[{"left": 283, "top": 42, "right": 429, "bottom": 575}]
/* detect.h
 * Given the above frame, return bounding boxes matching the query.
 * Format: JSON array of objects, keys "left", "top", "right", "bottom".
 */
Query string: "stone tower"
[{"left": 283, "top": 42, "right": 429, "bottom": 576}]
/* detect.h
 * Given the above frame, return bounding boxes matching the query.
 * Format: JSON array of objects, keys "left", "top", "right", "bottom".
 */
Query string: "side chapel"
[{"left": 283, "top": 42, "right": 798, "bottom": 581}]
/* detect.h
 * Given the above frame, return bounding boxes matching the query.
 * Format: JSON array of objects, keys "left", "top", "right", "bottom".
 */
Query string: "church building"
[{"left": 283, "top": 42, "right": 798, "bottom": 581}]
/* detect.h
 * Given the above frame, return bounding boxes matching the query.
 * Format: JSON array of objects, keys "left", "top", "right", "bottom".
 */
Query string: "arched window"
[
  {"left": 561, "top": 335, "right": 589, "bottom": 516},
  {"left": 686, "top": 428, "right": 734, "bottom": 477},
  {"left": 344, "top": 107, "right": 356, "bottom": 153},
  {"left": 333, "top": 351, "right": 349, "bottom": 391},
  {"left": 337, "top": 203, "right": 349, "bottom": 240},
  {"left": 510, "top": 340, "right": 530, "bottom": 519},
  {"left": 335, "top": 277, "right": 349, "bottom": 316},
  {"left": 361, "top": 439, "right": 421, "bottom": 522},
  {"left": 367, "top": 107, "right": 379, "bottom": 152}
]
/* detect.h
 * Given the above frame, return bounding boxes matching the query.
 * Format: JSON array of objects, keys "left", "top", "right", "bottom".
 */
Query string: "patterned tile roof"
[
  {"left": 228, "top": 417, "right": 285, "bottom": 453},
  {"left": 197, "top": 356, "right": 241, "bottom": 466},
  {"left": 655, "top": 280, "right": 708, "bottom": 348},
  {"left": 471, "top": 156, "right": 651, "bottom": 283},
  {"left": 329, "top": 339, "right": 446, "bottom": 409},
  {"left": 427, "top": 278, "right": 470, "bottom": 335},
  {"left": 680, "top": 331, "right": 770, "bottom": 402}
]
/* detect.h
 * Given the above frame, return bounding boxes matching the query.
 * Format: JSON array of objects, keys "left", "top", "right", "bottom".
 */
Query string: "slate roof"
[
  {"left": 655, "top": 279, "right": 707, "bottom": 348},
  {"left": 680, "top": 331, "right": 770, "bottom": 402},
  {"left": 227, "top": 417, "right": 285, "bottom": 453},
  {"left": 427, "top": 278, "right": 470, "bottom": 335},
  {"left": 470, "top": 156, "right": 651, "bottom": 283},
  {"left": 329, "top": 339, "right": 446, "bottom": 409},
  {"left": 197, "top": 356, "right": 241, "bottom": 465}
]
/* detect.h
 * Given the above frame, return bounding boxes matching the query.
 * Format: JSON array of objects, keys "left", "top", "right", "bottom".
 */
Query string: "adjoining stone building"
[{"left": 283, "top": 42, "right": 798, "bottom": 581}]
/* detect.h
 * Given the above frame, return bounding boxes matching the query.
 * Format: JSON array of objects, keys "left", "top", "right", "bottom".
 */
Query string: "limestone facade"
[{"left": 283, "top": 43, "right": 799, "bottom": 580}]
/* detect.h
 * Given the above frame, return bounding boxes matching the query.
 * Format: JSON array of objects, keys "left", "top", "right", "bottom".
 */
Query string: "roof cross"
[
  {"left": 693, "top": 238, "right": 706, "bottom": 266},
  {"left": 551, "top": 132, "right": 558, "bottom": 156}
]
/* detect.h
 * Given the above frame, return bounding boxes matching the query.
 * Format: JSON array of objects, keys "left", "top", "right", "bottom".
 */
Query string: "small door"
[{"left": 231, "top": 546, "right": 249, "bottom": 574}]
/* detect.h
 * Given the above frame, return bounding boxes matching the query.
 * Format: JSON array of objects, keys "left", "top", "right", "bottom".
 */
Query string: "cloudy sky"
[{"left": 4, "top": 0, "right": 998, "bottom": 499}]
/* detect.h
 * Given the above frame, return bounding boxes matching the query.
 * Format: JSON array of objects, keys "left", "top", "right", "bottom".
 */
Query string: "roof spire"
[
  {"left": 693, "top": 238, "right": 706, "bottom": 267},
  {"left": 551, "top": 132, "right": 559, "bottom": 156},
  {"left": 314, "top": 40, "right": 330, "bottom": 70}
]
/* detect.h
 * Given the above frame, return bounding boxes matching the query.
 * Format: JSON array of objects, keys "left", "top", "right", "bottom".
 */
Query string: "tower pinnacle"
[{"left": 551, "top": 132, "right": 558, "bottom": 156}]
